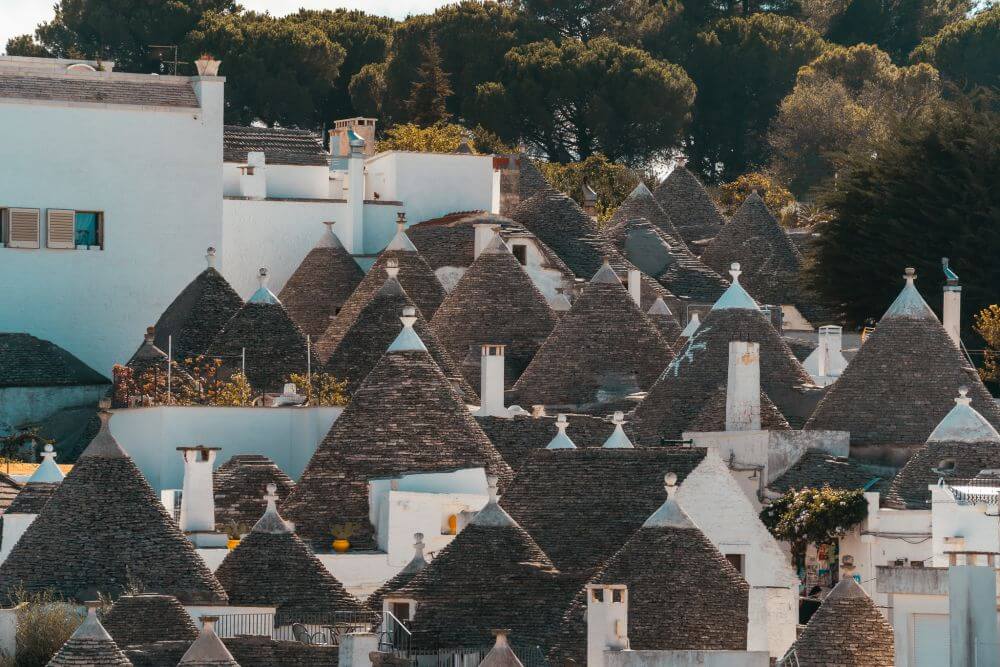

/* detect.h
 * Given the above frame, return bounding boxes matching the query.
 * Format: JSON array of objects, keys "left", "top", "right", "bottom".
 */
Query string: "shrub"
[
  {"left": 8, "top": 590, "right": 84, "bottom": 667},
  {"left": 760, "top": 485, "right": 869, "bottom": 564}
]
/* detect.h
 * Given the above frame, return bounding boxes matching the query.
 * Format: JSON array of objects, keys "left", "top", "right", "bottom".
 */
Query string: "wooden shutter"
[
  {"left": 47, "top": 209, "right": 76, "bottom": 249},
  {"left": 6, "top": 208, "right": 40, "bottom": 249}
]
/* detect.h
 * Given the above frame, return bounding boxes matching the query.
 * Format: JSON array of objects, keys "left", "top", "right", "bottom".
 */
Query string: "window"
[
  {"left": 725, "top": 553, "right": 745, "bottom": 575},
  {"left": 391, "top": 602, "right": 411, "bottom": 621},
  {"left": 511, "top": 243, "right": 527, "bottom": 265},
  {"left": 2, "top": 208, "right": 41, "bottom": 249},
  {"left": 74, "top": 211, "right": 103, "bottom": 248}
]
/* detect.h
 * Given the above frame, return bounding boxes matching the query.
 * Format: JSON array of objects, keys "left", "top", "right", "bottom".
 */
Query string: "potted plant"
[
  {"left": 224, "top": 521, "right": 249, "bottom": 550},
  {"left": 331, "top": 522, "right": 359, "bottom": 553}
]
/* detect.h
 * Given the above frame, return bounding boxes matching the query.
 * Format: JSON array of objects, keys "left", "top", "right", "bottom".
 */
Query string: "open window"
[
  {"left": 511, "top": 243, "right": 527, "bottom": 265},
  {"left": 725, "top": 553, "right": 746, "bottom": 575},
  {"left": 74, "top": 211, "right": 104, "bottom": 248}
]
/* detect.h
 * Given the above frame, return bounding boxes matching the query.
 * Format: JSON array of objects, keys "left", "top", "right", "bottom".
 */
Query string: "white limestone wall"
[
  {"left": 605, "top": 650, "right": 769, "bottom": 667},
  {"left": 221, "top": 198, "right": 351, "bottom": 298},
  {"left": 930, "top": 486, "right": 1000, "bottom": 566},
  {"left": 364, "top": 152, "right": 496, "bottom": 226},
  {"left": 0, "top": 81, "right": 224, "bottom": 376},
  {"left": 108, "top": 406, "right": 341, "bottom": 493},
  {"left": 0, "top": 384, "right": 107, "bottom": 434},
  {"left": 360, "top": 201, "right": 405, "bottom": 255},
  {"left": 677, "top": 451, "right": 798, "bottom": 658},
  {"left": 222, "top": 163, "right": 330, "bottom": 199}
]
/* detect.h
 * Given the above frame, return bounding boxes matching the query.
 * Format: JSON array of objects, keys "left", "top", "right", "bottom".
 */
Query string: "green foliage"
[
  {"left": 5, "top": 35, "right": 51, "bottom": 57},
  {"left": 406, "top": 41, "right": 454, "bottom": 126},
  {"left": 285, "top": 10, "right": 394, "bottom": 122},
  {"left": 376, "top": 122, "right": 511, "bottom": 155},
  {"left": 7, "top": 589, "right": 85, "bottom": 667},
  {"left": 185, "top": 11, "right": 345, "bottom": 127},
  {"left": 539, "top": 154, "right": 643, "bottom": 221},
  {"left": 809, "top": 89, "right": 1000, "bottom": 327},
  {"left": 818, "top": 0, "right": 971, "bottom": 63},
  {"left": 286, "top": 372, "right": 350, "bottom": 407},
  {"left": 911, "top": 5, "right": 1000, "bottom": 90},
  {"left": 770, "top": 43, "right": 941, "bottom": 195},
  {"left": 717, "top": 172, "right": 796, "bottom": 220},
  {"left": 760, "top": 486, "right": 869, "bottom": 560},
  {"left": 686, "top": 14, "right": 828, "bottom": 181},
  {"left": 474, "top": 37, "right": 694, "bottom": 164},
  {"left": 30, "top": 0, "right": 237, "bottom": 72}
]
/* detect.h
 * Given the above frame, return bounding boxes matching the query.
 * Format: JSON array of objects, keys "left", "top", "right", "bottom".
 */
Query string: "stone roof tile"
[
  {"left": 223, "top": 125, "right": 328, "bottom": 166},
  {"left": 0, "top": 333, "right": 108, "bottom": 388}
]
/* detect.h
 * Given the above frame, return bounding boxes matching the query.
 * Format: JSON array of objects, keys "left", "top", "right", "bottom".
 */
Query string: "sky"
[{"left": 0, "top": 0, "right": 454, "bottom": 55}]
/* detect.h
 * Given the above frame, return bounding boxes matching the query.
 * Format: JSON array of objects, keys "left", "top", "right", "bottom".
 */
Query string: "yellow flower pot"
[
  {"left": 332, "top": 539, "right": 350, "bottom": 553},
  {"left": 227, "top": 539, "right": 240, "bottom": 550}
]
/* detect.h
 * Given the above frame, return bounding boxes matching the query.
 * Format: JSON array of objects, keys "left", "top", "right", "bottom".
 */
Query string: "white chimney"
[
  {"left": 177, "top": 446, "right": 221, "bottom": 534},
  {"left": 627, "top": 269, "right": 642, "bottom": 307},
  {"left": 942, "top": 257, "right": 962, "bottom": 348},
  {"left": 239, "top": 151, "right": 267, "bottom": 199},
  {"left": 475, "top": 344, "right": 508, "bottom": 417},
  {"left": 586, "top": 584, "right": 629, "bottom": 667},
  {"left": 726, "top": 341, "right": 761, "bottom": 432},
  {"left": 474, "top": 223, "right": 500, "bottom": 260},
  {"left": 817, "top": 325, "right": 843, "bottom": 377}
]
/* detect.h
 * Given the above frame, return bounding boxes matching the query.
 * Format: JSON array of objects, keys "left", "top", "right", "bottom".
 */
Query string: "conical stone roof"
[
  {"left": 701, "top": 192, "right": 803, "bottom": 305},
  {"left": 783, "top": 577, "right": 894, "bottom": 666},
  {"left": 805, "top": 269, "right": 1000, "bottom": 447},
  {"left": 213, "top": 455, "right": 295, "bottom": 529},
  {"left": 103, "top": 594, "right": 199, "bottom": 649},
  {"left": 512, "top": 261, "right": 674, "bottom": 410},
  {"left": 314, "top": 234, "right": 446, "bottom": 360},
  {"left": 282, "top": 325, "right": 512, "bottom": 550},
  {"left": 607, "top": 182, "right": 685, "bottom": 241},
  {"left": 646, "top": 298, "right": 682, "bottom": 343},
  {"left": 0, "top": 411, "right": 228, "bottom": 605},
  {"left": 652, "top": 164, "right": 725, "bottom": 249},
  {"left": 511, "top": 189, "right": 605, "bottom": 279},
  {"left": 278, "top": 224, "right": 364, "bottom": 338},
  {"left": 431, "top": 236, "right": 557, "bottom": 392},
  {"left": 177, "top": 618, "right": 239, "bottom": 667},
  {"left": 550, "top": 495, "right": 748, "bottom": 665},
  {"left": 323, "top": 268, "right": 476, "bottom": 398},
  {"left": 366, "top": 533, "right": 429, "bottom": 613},
  {"left": 392, "top": 500, "right": 579, "bottom": 652},
  {"left": 632, "top": 272, "right": 812, "bottom": 443},
  {"left": 205, "top": 277, "right": 309, "bottom": 394},
  {"left": 516, "top": 154, "right": 552, "bottom": 203},
  {"left": 216, "top": 485, "right": 363, "bottom": 624},
  {"left": 480, "top": 631, "right": 524, "bottom": 667},
  {"left": 885, "top": 388, "right": 1000, "bottom": 509},
  {"left": 153, "top": 251, "right": 243, "bottom": 362},
  {"left": 605, "top": 217, "right": 729, "bottom": 308},
  {"left": 48, "top": 604, "right": 132, "bottom": 666}
]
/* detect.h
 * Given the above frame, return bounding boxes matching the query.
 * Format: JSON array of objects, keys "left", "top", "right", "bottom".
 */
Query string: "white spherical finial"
[
  {"left": 386, "top": 257, "right": 400, "bottom": 279},
  {"left": 612, "top": 411, "right": 625, "bottom": 426},
  {"left": 729, "top": 262, "right": 742, "bottom": 281},
  {"left": 903, "top": 267, "right": 916, "bottom": 284},
  {"left": 664, "top": 471, "right": 678, "bottom": 496},
  {"left": 400, "top": 306, "right": 417, "bottom": 329},
  {"left": 956, "top": 386, "right": 971, "bottom": 406},
  {"left": 556, "top": 414, "right": 568, "bottom": 430}
]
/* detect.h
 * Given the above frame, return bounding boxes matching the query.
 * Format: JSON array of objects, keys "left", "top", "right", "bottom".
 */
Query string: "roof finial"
[
  {"left": 253, "top": 482, "right": 291, "bottom": 534},
  {"left": 602, "top": 411, "right": 635, "bottom": 449},
  {"left": 956, "top": 386, "right": 970, "bottom": 406},
  {"left": 258, "top": 267, "right": 268, "bottom": 287},
  {"left": 386, "top": 257, "right": 400, "bottom": 279},
  {"left": 396, "top": 211, "right": 406, "bottom": 234},
  {"left": 206, "top": 247, "right": 216, "bottom": 269},
  {"left": 663, "top": 471, "right": 678, "bottom": 498},
  {"left": 249, "top": 267, "right": 281, "bottom": 305},
  {"left": 144, "top": 326, "right": 155, "bottom": 344},
  {"left": 729, "top": 262, "right": 742, "bottom": 281},
  {"left": 904, "top": 267, "right": 916, "bottom": 285},
  {"left": 387, "top": 306, "right": 428, "bottom": 352},
  {"left": 29, "top": 442, "right": 64, "bottom": 483},
  {"left": 546, "top": 414, "right": 577, "bottom": 449},
  {"left": 400, "top": 305, "right": 417, "bottom": 328},
  {"left": 487, "top": 475, "right": 499, "bottom": 503}
]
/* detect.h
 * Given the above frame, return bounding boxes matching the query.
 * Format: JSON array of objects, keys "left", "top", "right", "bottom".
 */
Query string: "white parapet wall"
[
  {"left": 604, "top": 650, "right": 770, "bottom": 667},
  {"left": 109, "top": 406, "right": 341, "bottom": 493}
]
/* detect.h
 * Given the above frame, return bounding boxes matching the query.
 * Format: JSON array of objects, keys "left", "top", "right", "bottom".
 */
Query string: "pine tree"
[{"left": 406, "top": 40, "right": 454, "bottom": 126}]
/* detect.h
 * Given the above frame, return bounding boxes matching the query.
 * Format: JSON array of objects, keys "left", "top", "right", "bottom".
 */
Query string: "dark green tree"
[
  {"left": 286, "top": 10, "right": 394, "bottom": 125},
  {"left": 817, "top": 0, "right": 970, "bottom": 62},
  {"left": 472, "top": 37, "right": 695, "bottom": 164},
  {"left": 406, "top": 41, "right": 454, "bottom": 126},
  {"left": 809, "top": 90, "right": 1000, "bottom": 326},
  {"left": 354, "top": 1, "right": 531, "bottom": 125},
  {"left": 5, "top": 35, "right": 52, "bottom": 57},
  {"left": 185, "top": 11, "right": 345, "bottom": 128},
  {"left": 685, "top": 13, "right": 827, "bottom": 181},
  {"left": 911, "top": 5, "right": 1000, "bottom": 90},
  {"left": 29, "top": 0, "right": 237, "bottom": 72}
]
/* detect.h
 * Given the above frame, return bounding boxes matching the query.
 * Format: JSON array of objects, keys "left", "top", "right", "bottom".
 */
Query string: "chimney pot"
[
  {"left": 627, "top": 269, "right": 642, "bottom": 307},
  {"left": 725, "top": 341, "right": 761, "bottom": 432},
  {"left": 475, "top": 344, "right": 508, "bottom": 417}
]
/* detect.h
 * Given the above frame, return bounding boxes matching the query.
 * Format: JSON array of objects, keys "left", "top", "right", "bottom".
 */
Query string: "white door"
[{"left": 913, "top": 614, "right": 949, "bottom": 667}]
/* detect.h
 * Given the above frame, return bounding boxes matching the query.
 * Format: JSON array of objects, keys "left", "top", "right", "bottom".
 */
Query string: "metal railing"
[
  {"left": 214, "top": 609, "right": 383, "bottom": 644},
  {"left": 403, "top": 642, "right": 548, "bottom": 667}
]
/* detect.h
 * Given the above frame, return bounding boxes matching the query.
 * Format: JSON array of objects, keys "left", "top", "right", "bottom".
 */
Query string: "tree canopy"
[
  {"left": 809, "top": 89, "right": 1000, "bottom": 326},
  {"left": 911, "top": 5, "right": 1000, "bottom": 90}
]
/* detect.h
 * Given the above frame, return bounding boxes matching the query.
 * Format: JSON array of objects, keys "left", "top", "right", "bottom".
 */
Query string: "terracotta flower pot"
[
  {"left": 332, "top": 539, "right": 350, "bottom": 553},
  {"left": 227, "top": 538, "right": 240, "bottom": 550}
]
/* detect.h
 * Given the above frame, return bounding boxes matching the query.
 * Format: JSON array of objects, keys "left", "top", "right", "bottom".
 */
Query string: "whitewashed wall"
[
  {"left": 108, "top": 406, "right": 341, "bottom": 493},
  {"left": 364, "top": 152, "right": 496, "bottom": 226},
  {"left": 0, "top": 384, "right": 107, "bottom": 434},
  {"left": 222, "top": 162, "right": 331, "bottom": 200},
  {"left": 0, "top": 79, "right": 225, "bottom": 377},
  {"left": 677, "top": 451, "right": 798, "bottom": 658}
]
